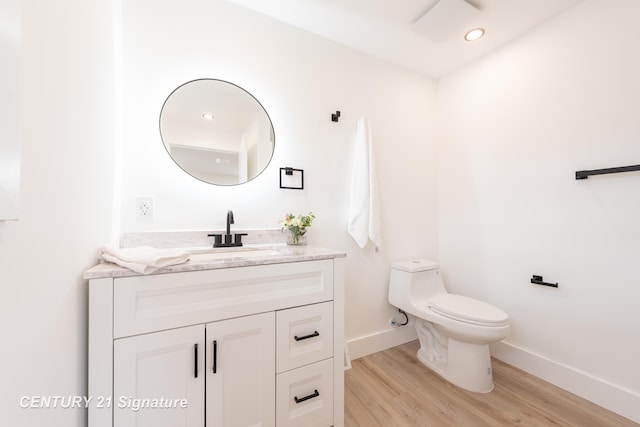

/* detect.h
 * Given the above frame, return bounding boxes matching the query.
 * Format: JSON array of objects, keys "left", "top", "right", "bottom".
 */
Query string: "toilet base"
[{"left": 416, "top": 322, "right": 495, "bottom": 393}]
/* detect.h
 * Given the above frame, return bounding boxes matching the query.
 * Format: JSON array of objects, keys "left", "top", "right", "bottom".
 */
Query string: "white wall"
[
  {"left": 0, "top": 1, "right": 115, "bottom": 426},
  {"left": 119, "top": 0, "right": 438, "bottom": 352},
  {"left": 438, "top": 0, "right": 640, "bottom": 421}
]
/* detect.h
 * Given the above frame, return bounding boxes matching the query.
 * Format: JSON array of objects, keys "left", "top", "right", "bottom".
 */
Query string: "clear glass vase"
[{"left": 286, "top": 230, "right": 307, "bottom": 245}]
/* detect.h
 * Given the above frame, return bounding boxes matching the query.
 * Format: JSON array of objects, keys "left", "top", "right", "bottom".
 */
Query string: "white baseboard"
[
  {"left": 491, "top": 341, "right": 640, "bottom": 424},
  {"left": 346, "top": 324, "right": 418, "bottom": 361}
]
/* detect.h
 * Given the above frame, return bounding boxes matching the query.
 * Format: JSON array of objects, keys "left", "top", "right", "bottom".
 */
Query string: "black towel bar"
[{"left": 576, "top": 164, "right": 640, "bottom": 180}]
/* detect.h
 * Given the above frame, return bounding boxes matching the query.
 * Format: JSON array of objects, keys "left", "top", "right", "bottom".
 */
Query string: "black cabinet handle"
[
  {"left": 294, "top": 331, "right": 319, "bottom": 341},
  {"left": 212, "top": 340, "right": 218, "bottom": 374},
  {"left": 194, "top": 343, "right": 199, "bottom": 378},
  {"left": 294, "top": 389, "right": 319, "bottom": 404}
]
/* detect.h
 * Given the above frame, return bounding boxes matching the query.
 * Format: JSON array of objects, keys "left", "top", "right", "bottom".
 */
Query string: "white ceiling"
[{"left": 224, "top": 0, "right": 584, "bottom": 79}]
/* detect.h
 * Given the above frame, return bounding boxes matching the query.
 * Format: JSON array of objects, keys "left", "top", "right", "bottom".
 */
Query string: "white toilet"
[{"left": 388, "top": 259, "right": 509, "bottom": 393}]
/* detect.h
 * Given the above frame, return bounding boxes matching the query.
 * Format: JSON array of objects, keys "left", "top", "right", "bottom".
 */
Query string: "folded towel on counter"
[
  {"left": 348, "top": 117, "right": 382, "bottom": 249},
  {"left": 99, "top": 246, "right": 190, "bottom": 275}
]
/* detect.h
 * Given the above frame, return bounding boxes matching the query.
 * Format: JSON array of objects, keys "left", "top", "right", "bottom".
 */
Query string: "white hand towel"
[
  {"left": 99, "top": 246, "right": 190, "bottom": 275},
  {"left": 348, "top": 117, "right": 382, "bottom": 249}
]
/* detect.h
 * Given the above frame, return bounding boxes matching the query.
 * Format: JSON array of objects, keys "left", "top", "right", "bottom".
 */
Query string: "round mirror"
[{"left": 159, "top": 79, "right": 275, "bottom": 185}]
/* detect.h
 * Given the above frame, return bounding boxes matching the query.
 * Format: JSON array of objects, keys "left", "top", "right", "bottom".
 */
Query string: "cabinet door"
[
  {"left": 114, "top": 325, "right": 204, "bottom": 427},
  {"left": 206, "top": 312, "right": 275, "bottom": 427}
]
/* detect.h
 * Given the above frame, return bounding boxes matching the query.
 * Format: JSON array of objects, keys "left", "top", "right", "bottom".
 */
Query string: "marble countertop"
[{"left": 83, "top": 244, "right": 346, "bottom": 279}]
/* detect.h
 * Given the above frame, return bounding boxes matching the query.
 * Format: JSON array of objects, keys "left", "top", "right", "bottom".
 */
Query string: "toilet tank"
[{"left": 388, "top": 259, "right": 447, "bottom": 309}]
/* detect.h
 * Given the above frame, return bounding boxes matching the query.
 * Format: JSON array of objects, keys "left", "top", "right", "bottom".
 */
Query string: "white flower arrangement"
[{"left": 280, "top": 212, "right": 315, "bottom": 244}]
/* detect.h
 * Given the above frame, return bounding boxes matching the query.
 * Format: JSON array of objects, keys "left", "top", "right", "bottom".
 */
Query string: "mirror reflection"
[{"left": 160, "top": 79, "right": 275, "bottom": 185}]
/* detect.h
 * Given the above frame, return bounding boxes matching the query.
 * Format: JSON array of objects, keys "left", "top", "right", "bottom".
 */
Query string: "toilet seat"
[{"left": 428, "top": 294, "right": 508, "bottom": 327}]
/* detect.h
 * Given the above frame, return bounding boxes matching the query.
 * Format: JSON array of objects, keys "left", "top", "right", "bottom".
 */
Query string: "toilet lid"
[{"left": 428, "top": 294, "right": 508, "bottom": 326}]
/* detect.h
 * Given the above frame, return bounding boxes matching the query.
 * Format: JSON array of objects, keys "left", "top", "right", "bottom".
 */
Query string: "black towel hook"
[{"left": 331, "top": 110, "right": 341, "bottom": 122}]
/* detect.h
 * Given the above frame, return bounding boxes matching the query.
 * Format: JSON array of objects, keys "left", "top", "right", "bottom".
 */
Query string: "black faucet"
[
  {"left": 208, "top": 210, "right": 247, "bottom": 247},
  {"left": 226, "top": 210, "right": 234, "bottom": 235}
]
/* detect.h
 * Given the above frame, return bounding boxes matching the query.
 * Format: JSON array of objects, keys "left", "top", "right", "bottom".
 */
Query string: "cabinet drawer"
[
  {"left": 276, "top": 302, "right": 333, "bottom": 373},
  {"left": 113, "top": 260, "right": 333, "bottom": 338},
  {"left": 276, "top": 359, "right": 333, "bottom": 427}
]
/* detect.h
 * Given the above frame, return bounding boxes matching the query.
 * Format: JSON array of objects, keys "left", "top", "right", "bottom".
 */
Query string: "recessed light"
[
  {"left": 464, "top": 28, "right": 485, "bottom": 42},
  {"left": 202, "top": 113, "right": 214, "bottom": 120}
]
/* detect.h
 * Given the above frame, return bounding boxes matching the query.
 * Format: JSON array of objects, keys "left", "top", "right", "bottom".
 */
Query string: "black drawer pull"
[
  {"left": 294, "top": 389, "right": 319, "bottom": 404},
  {"left": 194, "top": 344, "right": 199, "bottom": 378},
  {"left": 212, "top": 340, "right": 218, "bottom": 374},
  {"left": 294, "top": 331, "right": 319, "bottom": 341}
]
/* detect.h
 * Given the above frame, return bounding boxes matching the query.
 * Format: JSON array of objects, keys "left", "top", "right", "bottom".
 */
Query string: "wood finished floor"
[{"left": 344, "top": 340, "right": 637, "bottom": 427}]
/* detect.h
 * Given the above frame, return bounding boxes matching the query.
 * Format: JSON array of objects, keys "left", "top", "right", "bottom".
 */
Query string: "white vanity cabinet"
[{"left": 87, "top": 255, "right": 345, "bottom": 427}]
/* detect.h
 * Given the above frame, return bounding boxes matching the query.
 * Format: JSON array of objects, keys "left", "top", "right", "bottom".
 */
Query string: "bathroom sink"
[{"left": 188, "top": 247, "right": 281, "bottom": 261}]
